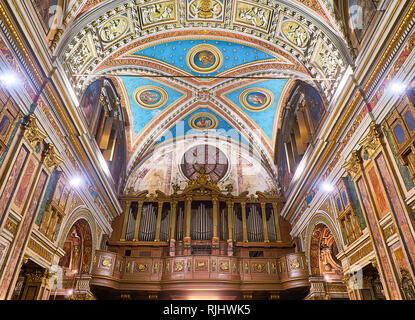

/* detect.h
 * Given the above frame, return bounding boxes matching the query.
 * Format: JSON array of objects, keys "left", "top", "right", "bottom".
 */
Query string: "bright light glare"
[
  {"left": 0, "top": 72, "right": 19, "bottom": 87},
  {"left": 293, "top": 160, "right": 306, "bottom": 181},
  {"left": 69, "top": 176, "right": 83, "bottom": 188},
  {"left": 390, "top": 82, "right": 406, "bottom": 94},
  {"left": 67, "top": 289, "right": 73, "bottom": 295},
  {"left": 321, "top": 182, "right": 334, "bottom": 193}
]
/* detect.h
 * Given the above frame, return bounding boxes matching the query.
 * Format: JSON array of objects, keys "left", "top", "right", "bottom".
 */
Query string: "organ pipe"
[
  {"left": 125, "top": 203, "right": 136, "bottom": 241},
  {"left": 120, "top": 201, "right": 131, "bottom": 241},
  {"left": 261, "top": 203, "right": 269, "bottom": 242},
  {"left": 267, "top": 205, "right": 277, "bottom": 242},
  {"left": 176, "top": 206, "right": 184, "bottom": 241},
  {"left": 160, "top": 205, "right": 170, "bottom": 242},
  {"left": 133, "top": 201, "right": 143, "bottom": 241},
  {"left": 220, "top": 206, "right": 228, "bottom": 240}
]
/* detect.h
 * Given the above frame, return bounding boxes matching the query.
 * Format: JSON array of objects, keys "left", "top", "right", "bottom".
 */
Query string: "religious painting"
[
  {"left": 281, "top": 21, "right": 309, "bottom": 48},
  {"left": 134, "top": 86, "right": 168, "bottom": 109},
  {"left": 239, "top": 87, "right": 274, "bottom": 112},
  {"left": 349, "top": 0, "right": 377, "bottom": 43},
  {"left": 80, "top": 80, "right": 101, "bottom": 123},
  {"left": 189, "top": 112, "right": 218, "bottom": 130},
  {"left": 187, "top": 44, "right": 222, "bottom": 74},
  {"left": 304, "top": 86, "right": 325, "bottom": 131},
  {"left": 31, "top": 0, "right": 60, "bottom": 35}
]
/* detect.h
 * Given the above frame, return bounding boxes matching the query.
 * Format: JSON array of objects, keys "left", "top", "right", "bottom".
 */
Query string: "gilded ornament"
[
  {"left": 100, "top": 16, "right": 129, "bottom": 43},
  {"left": 359, "top": 122, "right": 383, "bottom": 158},
  {"left": 22, "top": 114, "right": 47, "bottom": 150},
  {"left": 234, "top": 1, "right": 272, "bottom": 32},
  {"left": 289, "top": 259, "right": 300, "bottom": 270},
  {"left": 220, "top": 262, "right": 229, "bottom": 271},
  {"left": 174, "top": 262, "right": 184, "bottom": 272},
  {"left": 42, "top": 143, "right": 63, "bottom": 170},
  {"left": 139, "top": 1, "right": 176, "bottom": 27},
  {"left": 188, "top": 0, "right": 223, "bottom": 20},
  {"left": 135, "top": 263, "right": 148, "bottom": 272},
  {"left": 102, "top": 258, "right": 112, "bottom": 268},
  {"left": 281, "top": 21, "right": 309, "bottom": 48}
]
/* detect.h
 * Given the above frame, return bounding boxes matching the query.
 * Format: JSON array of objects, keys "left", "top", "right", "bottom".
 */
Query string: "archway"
[
  {"left": 56, "top": 218, "right": 93, "bottom": 299},
  {"left": 308, "top": 223, "right": 348, "bottom": 299}
]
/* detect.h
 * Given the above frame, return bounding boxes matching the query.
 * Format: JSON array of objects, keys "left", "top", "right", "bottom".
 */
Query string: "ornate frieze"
[{"left": 349, "top": 242, "right": 373, "bottom": 265}]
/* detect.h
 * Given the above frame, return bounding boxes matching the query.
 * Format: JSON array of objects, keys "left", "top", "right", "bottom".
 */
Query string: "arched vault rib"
[{"left": 58, "top": 0, "right": 350, "bottom": 100}]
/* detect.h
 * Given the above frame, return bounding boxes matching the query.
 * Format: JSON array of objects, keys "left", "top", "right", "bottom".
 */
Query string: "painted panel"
[
  {"left": 153, "top": 107, "right": 249, "bottom": 147},
  {"left": 224, "top": 79, "right": 288, "bottom": 142},
  {"left": 375, "top": 153, "right": 415, "bottom": 265},
  {"left": 79, "top": 80, "right": 101, "bottom": 124},
  {"left": 0, "top": 145, "right": 29, "bottom": 222},
  {"left": 31, "top": 0, "right": 58, "bottom": 34},
  {"left": 356, "top": 177, "right": 400, "bottom": 299},
  {"left": 367, "top": 166, "right": 389, "bottom": 219},
  {"left": 349, "top": 0, "right": 377, "bottom": 43},
  {"left": 13, "top": 157, "right": 37, "bottom": 211},
  {"left": 0, "top": 170, "right": 48, "bottom": 296}
]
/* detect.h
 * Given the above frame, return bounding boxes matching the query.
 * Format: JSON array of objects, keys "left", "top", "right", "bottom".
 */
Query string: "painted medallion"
[
  {"left": 187, "top": 44, "right": 223, "bottom": 73},
  {"left": 189, "top": 112, "right": 218, "bottom": 130},
  {"left": 133, "top": 86, "right": 168, "bottom": 109},
  {"left": 239, "top": 87, "right": 274, "bottom": 112}
]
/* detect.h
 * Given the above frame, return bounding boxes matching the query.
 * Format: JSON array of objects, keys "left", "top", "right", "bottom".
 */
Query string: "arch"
[
  {"left": 275, "top": 81, "right": 328, "bottom": 192},
  {"left": 79, "top": 78, "right": 127, "bottom": 193},
  {"left": 58, "top": 207, "right": 98, "bottom": 255},
  {"left": 58, "top": 218, "right": 92, "bottom": 275},
  {"left": 303, "top": 210, "right": 343, "bottom": 276}
]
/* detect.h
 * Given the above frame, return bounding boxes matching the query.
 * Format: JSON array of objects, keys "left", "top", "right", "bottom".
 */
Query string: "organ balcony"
[{"left": 90, "top": 173, "right": 310, "bottom": 299}]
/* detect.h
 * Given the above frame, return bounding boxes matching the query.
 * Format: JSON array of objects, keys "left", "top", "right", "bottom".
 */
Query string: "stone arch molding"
[
  {"left": 57, "top": 206, "right": 99, "bottom": 273},
  {"left": 303, "top": 210, "right": 343, "bottom": 275},
  {"left": 56, "top": 0, "right": 350, "bottom": 100}
]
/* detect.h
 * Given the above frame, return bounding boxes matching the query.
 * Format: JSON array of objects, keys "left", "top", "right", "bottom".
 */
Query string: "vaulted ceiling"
[{"left": 59, "top": 0, "right": 351, "bottom": 181}]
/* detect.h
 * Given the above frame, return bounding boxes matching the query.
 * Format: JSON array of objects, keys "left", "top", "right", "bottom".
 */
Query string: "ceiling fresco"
[
  {"left": 223, "top": 78, "right": 288, "bottom": 143},
  {"left": 131, "top": 39, "right": 282, "bottom": 77},
  {"left": 153, "top": 107, "right": 250, "bottom": 148},
  {"left": 59, "top": 0, "right": 351, "bottom": 181},
  {"left": 118, "top": 75, "right": 186, "bottom": 144}
]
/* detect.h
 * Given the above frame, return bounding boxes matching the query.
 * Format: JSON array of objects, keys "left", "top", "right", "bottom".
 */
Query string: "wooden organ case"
[{"left": 91, "top": 174, "right": 310, "bottom": 300}]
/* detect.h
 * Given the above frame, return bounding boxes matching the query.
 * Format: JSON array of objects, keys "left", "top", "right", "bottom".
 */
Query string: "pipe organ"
[{"left": 92, "top": 174, "right": 310, "bottom": 299}]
